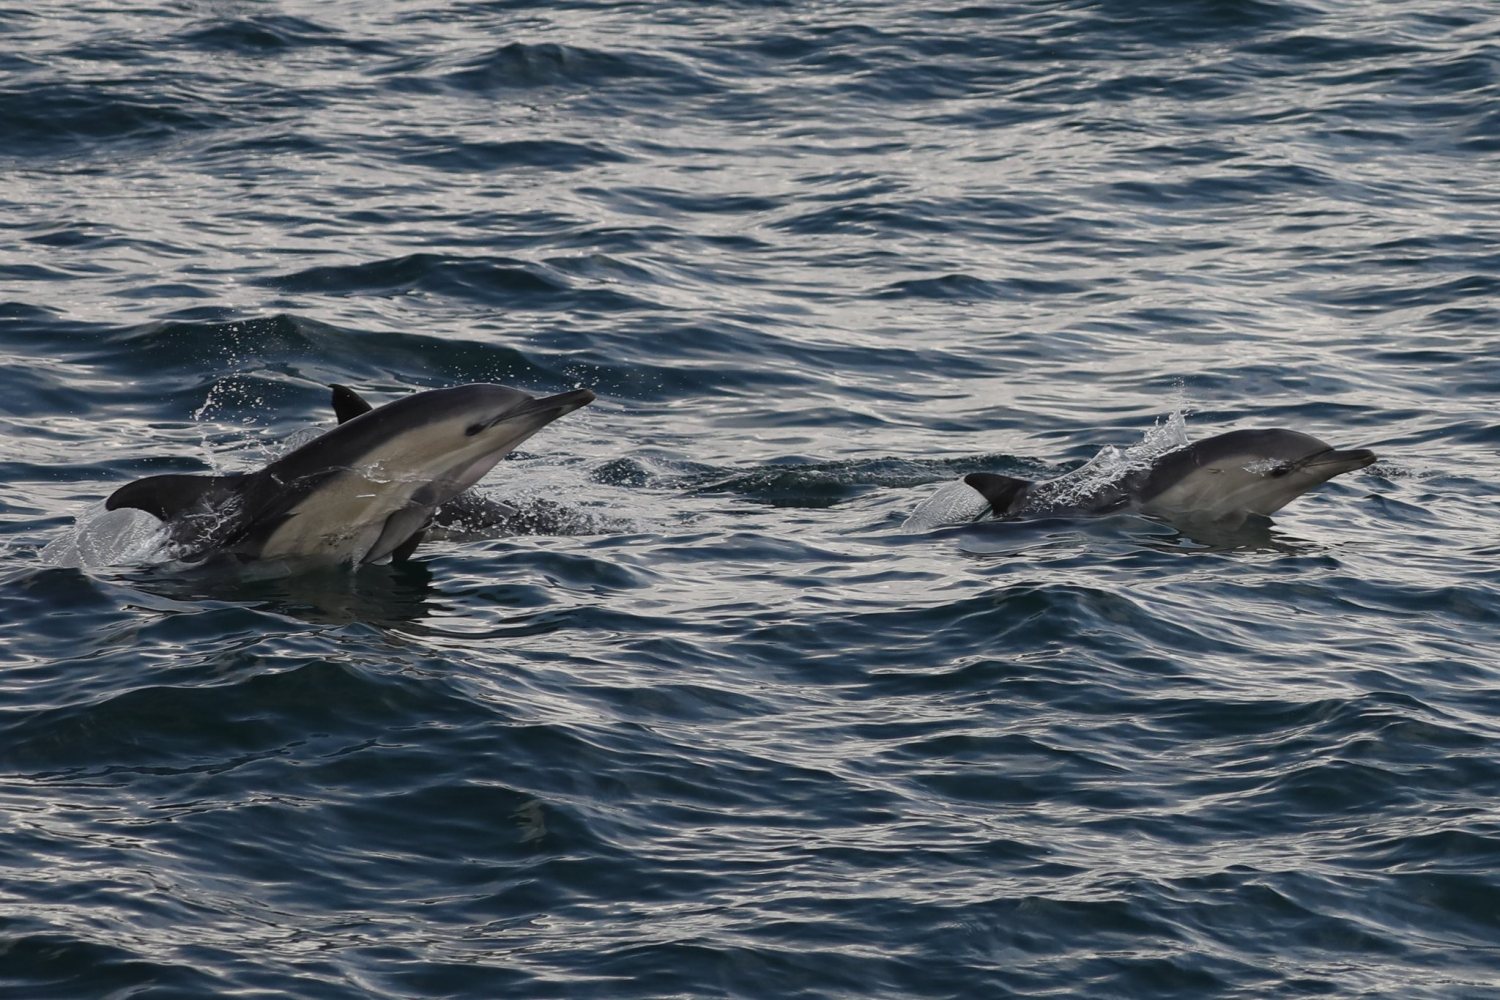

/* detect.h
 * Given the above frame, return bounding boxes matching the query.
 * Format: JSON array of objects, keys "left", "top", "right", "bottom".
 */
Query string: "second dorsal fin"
[{"left": 962, "top": 473, "right": 1033, "bottom": 516}]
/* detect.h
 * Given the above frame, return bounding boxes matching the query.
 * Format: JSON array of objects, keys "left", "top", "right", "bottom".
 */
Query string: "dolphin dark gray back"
[
  {"left": 265, "top": 384, "right": 514, "bottom": 486},
  {"left": 1131, "top": 428, "right": 1331, "bottom": 503}
]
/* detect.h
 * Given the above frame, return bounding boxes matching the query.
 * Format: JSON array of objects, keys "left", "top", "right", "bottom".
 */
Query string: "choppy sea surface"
[{"left": 4, "top": 2, "right": 1500, "bottom": 997}]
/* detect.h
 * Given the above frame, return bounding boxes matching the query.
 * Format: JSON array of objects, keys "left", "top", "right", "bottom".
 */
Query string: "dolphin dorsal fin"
[
  {"left": 963, "top": 473, "right": 1032, "bottom": 516},
  {"left": 105, "top": 473, "right": 240, "bottom": 522},
  {"left": 330, "top": 384, "right": 374, "bottom": 424}
]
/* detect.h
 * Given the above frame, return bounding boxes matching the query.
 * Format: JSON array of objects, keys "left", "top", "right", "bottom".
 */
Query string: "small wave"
[
  {"left": 176, "top": 14, "right": 356, "bottom": 54},
  {"left": 1080, "top": 0, "right": 1315, "bottom": 43},
  {"left": 876, "top": 273, "right": 1093, "bottom": 301},
  {"left": 773, "top": 198, "right": 959, "bottom": 237},
  {"left": 380, "top": 40, "right": 716, "bottom": 100},
  {"left": 0, "top": 930, "right": 217, "bottom": 999},
  {"left": 697, "top": 456, "right": 986, "bottom": 510},
  {"left": 91, "top": 314, "right": 555, "bottom": 391},
  {"left": 394, "top": 137, "right": 631, "bottom": 173},
  {"left": 263, "top": 253, "right": 564, "bottom": 297},
  {"left": 448, "top": 41, "right": 668, "bottom": 91},
  {"left": 258, "top": 253, "right": 649, "bottom": 313},
  {"left": 0, "top": 81, "right": 229, "bottom": 157}
]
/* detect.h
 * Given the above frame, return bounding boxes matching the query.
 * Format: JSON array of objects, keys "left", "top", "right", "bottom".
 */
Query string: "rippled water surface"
[{"left": 4, "top": 2, "right": 1500, "bottom": 997}]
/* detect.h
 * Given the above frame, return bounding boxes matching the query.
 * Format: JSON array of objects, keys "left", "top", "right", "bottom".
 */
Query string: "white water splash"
[
  {"left": 272, "top": 423, "right": 335, "bottom": 455},
  {"left": 190, "top": 378, "right": 268, "bottom": 471},
  {"left": 900, "top": 479, "right": 993, "bottom": 532},
  {"left": 485, "top": 462, "right": 668, "bottom": 536},
  {"left": 1135, "top": 408, "right": 1193, "bottom": 459},
  {"left": 1026, "top": 410, "right": 1192, "bottom": 512},
  {"left": 38, "top": 503, "right": 173, "bottom": 569}
]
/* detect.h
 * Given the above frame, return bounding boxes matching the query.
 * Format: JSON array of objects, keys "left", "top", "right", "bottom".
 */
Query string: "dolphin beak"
[
  {"left": 1305, "top": 447, "right": 1377, "bottom": 473},
  {"left": 521, "top": 387, "right": 595, "bottom": 418},
  {"left": 480, "top": 388, "right": 595, "bottom": 432}
]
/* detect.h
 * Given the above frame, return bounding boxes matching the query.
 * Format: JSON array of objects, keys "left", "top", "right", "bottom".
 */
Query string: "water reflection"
[
  {"left": 129, "top": 560, "right": 442, "bottom": 627},
  {"left": 954, "top": 510, "right": 1323, "bottom": 558}
]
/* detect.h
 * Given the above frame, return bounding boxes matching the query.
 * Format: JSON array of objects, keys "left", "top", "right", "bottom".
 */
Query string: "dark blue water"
[{"left": 4, "top": 2, "right": 1500, "bottom": 997}]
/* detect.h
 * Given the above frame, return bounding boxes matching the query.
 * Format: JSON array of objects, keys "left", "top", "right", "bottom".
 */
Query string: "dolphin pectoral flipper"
[
  {"left": 364, "top": 505, "right": 434, "bottom": 565},
  {"left": 105, "top": 473, "right": 245, "bottom": 521},
  {"left": 963, "top": 473, "right": 1032, "bottom": 516},
  {"left": 330, "top": 384, "right": 375, "bottom": 424},
  {"left": 388, "top": 529, "right": 426, "bottom": 564}
]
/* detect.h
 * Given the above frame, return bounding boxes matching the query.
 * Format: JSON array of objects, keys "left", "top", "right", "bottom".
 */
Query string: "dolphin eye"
[{"left": 465, "top": 423, "right": 484, "bottom": 437}]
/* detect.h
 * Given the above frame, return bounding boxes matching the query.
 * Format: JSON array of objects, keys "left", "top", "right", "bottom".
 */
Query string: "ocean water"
[{"left": 3, "top": 1, "right": 1500, "bottom": 997}]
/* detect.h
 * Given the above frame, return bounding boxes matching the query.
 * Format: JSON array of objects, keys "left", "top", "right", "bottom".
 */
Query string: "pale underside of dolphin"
[
  {"left": 913, "top": 428, "right": 1376, "bottom": 528},
  {"left": 105, "top": 382, "right": 595, "bottom": 566},
  {"left": 331, "top": 383, "right": 561, "bottom": 539}
]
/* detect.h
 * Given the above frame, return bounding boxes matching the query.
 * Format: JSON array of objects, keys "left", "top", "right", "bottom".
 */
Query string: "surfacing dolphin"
[
  {"left": 106, "top": 382, "right": 594, "bottom": 566},
  {"left": 910, "top": 428, "right": 1376, "bottom": 529}
]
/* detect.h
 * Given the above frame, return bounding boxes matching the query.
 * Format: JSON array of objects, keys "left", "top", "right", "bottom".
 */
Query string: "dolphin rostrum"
[
  {"left": 105, "top": 382, "right": 595, "bottom": 566},
  {"left": 912, "top": 428, "right": 1376, "bottom": 528}
]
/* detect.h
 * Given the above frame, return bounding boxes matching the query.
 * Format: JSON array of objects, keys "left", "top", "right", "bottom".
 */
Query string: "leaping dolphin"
[
  {"left": 105, "top": 382, "right": 595, "bottom": 566},
  {"left": 909, "top": 428, "right": 1376, "bottom": 529}
]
